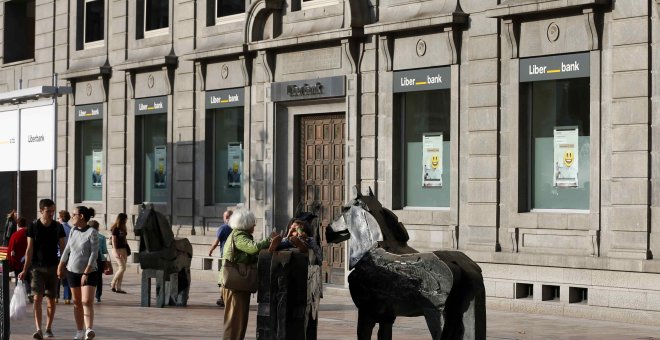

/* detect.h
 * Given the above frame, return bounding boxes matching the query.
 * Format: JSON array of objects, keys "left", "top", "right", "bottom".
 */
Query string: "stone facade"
[{"left": 0, "top": 0, "right": 660, "bottom": 324}]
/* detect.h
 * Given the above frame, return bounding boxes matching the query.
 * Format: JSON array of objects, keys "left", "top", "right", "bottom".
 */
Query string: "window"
[
  {"left": 84, "top": 0, "right": 104, "bottom": 44},
  {"left": 75, "top": 119, "right": 103, "bottom": 202},
  {"left": 136, "top": 113, "right": 168, "bottom": 203},
  {"left": 76, "top": 0, "right": 104, "bottom": 49},
  {"left": 3, "top": 0, "right": 35, "bottom": 63},
  {"left": 137, "top": 0, "right": 168, "bottom": 38},
  {"left": 394, "top": 89, "right": 451, "bottom": 208},
  {"left": 206, "top": 107, "right": 244, "bottom": 204},
  {"left": 519, "top": 78, "right": 590, "bottom": 210},
  {"left": 206, "top": 0, "right": 245, "bottom": 25}
]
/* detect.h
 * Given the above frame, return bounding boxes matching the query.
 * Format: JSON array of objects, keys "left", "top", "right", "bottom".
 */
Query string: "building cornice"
[{"left": 488, "top": 0, "right": 611, "bottom": 18}]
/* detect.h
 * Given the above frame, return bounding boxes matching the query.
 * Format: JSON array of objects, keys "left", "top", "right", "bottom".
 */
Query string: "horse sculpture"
[
  {"left": 134, "top": 204, "right": 193, "bottom": 307},
  {"left": 326, "top": 187, "right": 486, "bottom": 340}
]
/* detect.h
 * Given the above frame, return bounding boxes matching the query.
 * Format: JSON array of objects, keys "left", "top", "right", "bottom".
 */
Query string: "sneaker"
[
  {"left": 96, "top": 297, "right": 101, "bottom": 303},
  {"left": 216, "top": 298, "right": 225, "bottom": 307},
  {"left": 85, "top": 328, "right": 96, "bottom": 340},
  {"left": 64, "top": 299, "right": 71, "bottom": 305},
  {"left": 73, "top": 330, "right": 84, "bottom": 340},
  {"left": 33, "top": 330, "right": 43, "bottom": 339},
  {"left": 45, "top": 329, "right": 54, "bottom": 337},
  {"left": 116, "top": 289, "right": 127, "bottom": 294}
]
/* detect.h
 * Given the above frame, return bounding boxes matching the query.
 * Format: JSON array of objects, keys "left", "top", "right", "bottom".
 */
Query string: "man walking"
[
  {"left": 208, "top": 210, "right": 233, "bottom": 307},
  {"left": 19, "top": 199, "right": 66, "bottom": 339}
]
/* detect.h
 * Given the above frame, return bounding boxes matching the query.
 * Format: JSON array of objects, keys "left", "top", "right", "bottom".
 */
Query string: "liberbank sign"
[
  {"left": 393, "top": 66, "right": 451, "bottom": 93},
  {"left": 520, "top": 52, "right": 590, "bottom": 82},
  {"left": 0, "top": 104, "right": 55, "bottom": 171}
]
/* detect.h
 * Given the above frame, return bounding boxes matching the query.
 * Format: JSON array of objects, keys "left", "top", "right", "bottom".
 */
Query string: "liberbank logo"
[
  {"left": 528, "top": 61, "right": 581, "bottom": 76},
  {"left": 77, "top": 108, "right": 100, "bottom": 117},
  {"left": 393, "top": 66, "right": 451, "bottom": 93},
  {"left": 206, "top": 89, "right": 244, "bottom": 109},
  {"left": 138, "top": 101, "right": 164, "bottom": 111},
  {"left": 210, "top": 93, "right": 240, "bottom": 104},
  {"left": 520, "top": 52, "right": 590, "bottom": 82},
  {"left": 400, "top": 74, "right": 443, "bottom": 87}
]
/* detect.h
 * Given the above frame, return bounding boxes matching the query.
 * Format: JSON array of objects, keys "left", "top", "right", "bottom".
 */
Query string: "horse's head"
[
  {"left": 328, "top": 186, "right": 411, "bottom": 269},
  {"left": 134, "top": 204, "right": 175, "bottom": 253}
]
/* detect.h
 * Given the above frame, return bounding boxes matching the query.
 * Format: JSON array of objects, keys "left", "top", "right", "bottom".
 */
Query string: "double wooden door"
[{"left": 299, "top": 114, "right": 345, "bottom": 284}]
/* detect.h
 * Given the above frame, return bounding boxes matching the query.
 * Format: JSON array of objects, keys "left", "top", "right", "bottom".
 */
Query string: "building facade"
[{"left": 1, "top": 0, "right": 660, "bottom": 323}]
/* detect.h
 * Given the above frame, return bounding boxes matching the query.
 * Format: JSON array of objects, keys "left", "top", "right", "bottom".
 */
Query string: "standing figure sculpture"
[
  {"left": 325, "top": 187, "right": 486, "bottom": 340},
  {"left": 134, "top": 204, "right": 193, "bottom": 307}
]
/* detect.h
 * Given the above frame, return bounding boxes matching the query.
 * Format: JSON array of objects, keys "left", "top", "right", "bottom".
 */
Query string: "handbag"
[
  {"left": 221, "top": 235, "right": 258, "bottom": 293},
  {"left": 103, "top": 261, "right": 114, "bottom": 275}
]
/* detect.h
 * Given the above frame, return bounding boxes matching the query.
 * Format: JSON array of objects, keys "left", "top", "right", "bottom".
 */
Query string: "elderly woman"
[
  {"left": 222, "top": 209, "right": 275, "bottom": 340},
  {"left": 57, "top": 206, "right": 99, "bottom": 340}
]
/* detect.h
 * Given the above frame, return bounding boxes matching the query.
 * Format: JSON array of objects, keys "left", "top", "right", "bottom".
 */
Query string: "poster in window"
[
  {"left": 92, "top": 149, "right": 103, "bottom": 187},
  {"left": 422, "top": 133, "right": 443, "bottom": 187},
  {"left": 227, "top": 142, "right": 242, "bottom": 188},
  {"left": 154, "top": 145, "right": 167, "bottom": 188},
  {"left": 553, "top": 126, "right": 579, "bottom": 187}
]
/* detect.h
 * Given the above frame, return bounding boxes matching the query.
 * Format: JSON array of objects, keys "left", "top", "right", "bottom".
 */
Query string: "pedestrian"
[
  {"left": 222, "top": 209, "right": 276, "bottom": 340},
  {"left": 87, "top": 220, "right": 108, "bottom": 303},
  {"left": 208, "top": 209, "right": 233, "bottom": 307},
  {"left": 7, "top": 217, "right": 32, "bottom": 299},
  {"left": 58, "top": 206, "right": 99, "bottom": 340},
  {"left": 18, "top": 199, "right": 66, "bottom": 339},
  {"left": 57, "top": 210, "right": 72, "bottom": 304},
  {"left": 110, "top": 213, "right": 129, "bottom": 294},
  {"left": 3, "top": 209, "right": 17, "bottom": 246}
]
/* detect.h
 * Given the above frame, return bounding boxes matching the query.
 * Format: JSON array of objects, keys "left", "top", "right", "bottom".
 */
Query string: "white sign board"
[
  {"left": 20, "top": 105, "right": 55, "bottom": 171},
  {"left": 553, "top": 126, "right": 579, "bottom": 187},
  {"left": 0, "top": 110, "right": 19, "bottom": 171}
]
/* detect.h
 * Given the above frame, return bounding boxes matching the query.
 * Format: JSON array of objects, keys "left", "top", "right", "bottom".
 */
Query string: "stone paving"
[{"left": 6, "top": 267, "right": 660, "bottom": 339}]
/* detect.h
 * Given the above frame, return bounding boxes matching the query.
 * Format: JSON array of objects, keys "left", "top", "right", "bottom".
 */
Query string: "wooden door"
[{"left": 299, "top": 114, "right": 345, "bottom": 284}]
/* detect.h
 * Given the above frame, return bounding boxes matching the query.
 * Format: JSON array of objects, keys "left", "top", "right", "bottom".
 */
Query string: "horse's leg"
[
  {"left": 357, "top": 309, "right": 376, "bottom": 340},
  {"left": 376, "top": 318, "right": 394, "bottom": 340},
  {"left": 423, "top": 308, "right": 443, "bottom": 340}
]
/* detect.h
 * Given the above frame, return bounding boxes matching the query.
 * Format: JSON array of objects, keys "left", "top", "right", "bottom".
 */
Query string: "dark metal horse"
[
  {"left": 134, "top": 204, "right": 193, "bottom": 307},
  {"left": 326, "top": 188, "right": 486, "bottom": 340}
]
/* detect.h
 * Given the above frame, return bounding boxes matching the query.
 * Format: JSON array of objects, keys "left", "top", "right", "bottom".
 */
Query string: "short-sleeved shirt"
[
  {"left": 111, "top": 228, "right": 128, "bottom": 249},
  {"left": 26, "top": 219, "right": 66, "bottom": 267},
  {"left": 216, "top": 223, "right": 232, "bottom": 255}
]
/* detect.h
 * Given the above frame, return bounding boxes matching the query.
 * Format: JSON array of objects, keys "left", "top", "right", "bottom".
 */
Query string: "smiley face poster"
[
  {"left": 553, "top": 126, "right": 579, "bottom": 187},
  {"left": 422, "top": 133, "right": 443, "bottom": 187}
]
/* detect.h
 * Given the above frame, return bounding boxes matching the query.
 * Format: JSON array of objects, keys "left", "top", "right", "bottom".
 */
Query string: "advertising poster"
[
  {"left": 20, "top": 105, "right": 55, "bottom": 171},
  {"left": 0, "top": 110, "right": 19, "bottom": 171},
  {"left": 154, "top": 145, "right": 167, "bottom": 188},
  {"left": 553, "top": 126, "right": 579, "bottom": 187},
  {"left": 227, "top": 142, "right": 242, "bottom": 187},
  {"left": 92, "top": 149, "right": 103, "bottom": 187},
  {"left": 422, "top": 133, "right": 443, "bottom": 187}
]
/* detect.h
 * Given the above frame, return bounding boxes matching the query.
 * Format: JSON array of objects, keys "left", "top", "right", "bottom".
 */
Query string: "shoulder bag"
[{"left": 221, "top": 234, "right": 258, "bottom": 293}]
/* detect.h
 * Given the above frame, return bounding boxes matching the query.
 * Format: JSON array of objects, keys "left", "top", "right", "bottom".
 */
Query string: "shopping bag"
[{"left": 9, "top": 282, "right": 27, "bottom": 320}]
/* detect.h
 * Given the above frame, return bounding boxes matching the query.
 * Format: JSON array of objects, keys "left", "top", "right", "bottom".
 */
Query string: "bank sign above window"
[
  {"left": 135, "top": 96, "right": 168, "bottom": 115},
  {"left": 393, "top": 66, "right": 451, "bottom": 93},
  {"left": 206, "top": 88, "right": 244, "bottom": 109},
  {"left": 271, "top": 76, "right": 345, "bottom": 102},
  {"left": 520, "top": 52, "right": 590, "bottom": 82},
  {"left": 75, "top": 103, "right": 103, "bottom": 121}
]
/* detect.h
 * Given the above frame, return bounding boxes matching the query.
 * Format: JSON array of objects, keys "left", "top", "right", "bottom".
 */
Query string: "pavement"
[{"left": 6, "top": 266, "right": 660, "bottom": 339}]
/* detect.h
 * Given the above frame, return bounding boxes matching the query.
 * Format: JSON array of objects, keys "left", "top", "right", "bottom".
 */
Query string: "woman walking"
[
  {"left": 57, "top": 206, "right": 99, "bottom": 340},
  {"left": 110, "top": 213, "right": 129, "bottom": 294},
  {"left": 222, "top": 209, "right": 275, "bottom": 340}
]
